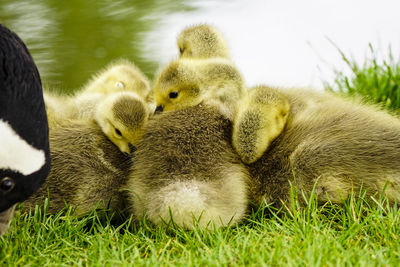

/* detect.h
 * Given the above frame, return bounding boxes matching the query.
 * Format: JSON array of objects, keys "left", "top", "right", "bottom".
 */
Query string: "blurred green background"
[{"left": 1, "top": 0, "right": 192, "bottom": 94}]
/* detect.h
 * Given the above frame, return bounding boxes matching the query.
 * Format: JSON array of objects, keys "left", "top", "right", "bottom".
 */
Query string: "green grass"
[
  {"left": 2, "top": 193, "right": 400, "bottom": 266},
  {"left": 3, "top": 48, "right": 400, "bottom": 266},
  {"left": 325, "top": 43, "right": 400, "bottom": 110}
]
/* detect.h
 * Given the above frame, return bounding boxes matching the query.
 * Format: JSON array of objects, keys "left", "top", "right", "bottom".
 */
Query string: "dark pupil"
[
  {"left": 169, "top": 92, "right": 178, "bottom": 99},
  {"left": 115, "top": 128, "right": 122, "bottom": 136},
  {"left": 0, "top": 178, "right": 15, "bottom": 192},
  {"left": 179, "top": 48, "right": 184, "bottom": 54}
]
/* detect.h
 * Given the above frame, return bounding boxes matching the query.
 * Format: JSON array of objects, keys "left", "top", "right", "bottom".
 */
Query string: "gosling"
[
  {"left": 45, "top": 59, "right": 151, "bottom": 124},
  {"left": 153, "top": 57, "right": 245, "bottom": 119},
  {"left": 177, "top": 24, "right": 231, "bottom": 59}
]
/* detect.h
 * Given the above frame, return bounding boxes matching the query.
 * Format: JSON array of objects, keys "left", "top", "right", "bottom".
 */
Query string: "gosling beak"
[
  {"left": 155, "top": 105, "right": 164, "bottom": 114},
  {"left": 116, "top": 140, "right": 131, "bottom": 154}
]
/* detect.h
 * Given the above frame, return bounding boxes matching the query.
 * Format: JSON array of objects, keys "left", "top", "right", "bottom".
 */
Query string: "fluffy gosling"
[
  {"left": 177, "top": 24, "right": 231, "bottom": 59},
  {"left": 45, "top": 59, "right": 151, "bottom": 122},
  {"left": 153, "top": 57, "right": 245, "bottom": 119}
]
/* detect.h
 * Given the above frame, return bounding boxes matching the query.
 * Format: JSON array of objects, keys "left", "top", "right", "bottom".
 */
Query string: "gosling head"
[
  {"left": 177, "top": 24, "right": 231, "bottom": 59},
  {"left": 95, "top": 92, "right": 149, "bottom": 154},
  {"left": 153, "top": 58, "right": 244, "bottom": 113},
  {"left": 153, "top": 59, "right": 203, "bottom": 113},
  {"left": 84, "top": 59, "right": 151, "bottom": 98}
]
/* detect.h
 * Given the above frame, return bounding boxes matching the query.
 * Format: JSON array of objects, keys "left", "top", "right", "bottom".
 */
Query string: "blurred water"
[
  {"left": 1, "top": 0, "right": 191, "bottom": 93},
  {"left": 2, "top": 0, "right": 400, "bottom": 93}
]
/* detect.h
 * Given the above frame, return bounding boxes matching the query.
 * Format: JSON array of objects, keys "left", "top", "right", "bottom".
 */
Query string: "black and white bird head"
[{"left": 0, "top": 24, "right": 51, "bottom": 212}]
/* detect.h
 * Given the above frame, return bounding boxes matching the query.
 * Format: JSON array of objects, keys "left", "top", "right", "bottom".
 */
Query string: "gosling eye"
[
  {"left": 115, "top": 81, "right": 125, "bottom": 89},
  {"left": 179, "top": 47, "right": 184, "bottom": 54},
  {"left": 115, "top": 128, "right": 122, "bottom": 137},
  {"left": 0, "top": 177, "right": 15, "bottom": 194},
  {"left": 169, "top": 91, "right": 179, "bottom": 99}
]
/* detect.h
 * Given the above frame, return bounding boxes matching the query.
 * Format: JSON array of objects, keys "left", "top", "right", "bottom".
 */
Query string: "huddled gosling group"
[
  {"left": 15, "top": 24, "right": 400, "bottom": 233},
  {"left": 128, "top": 24, "right": 400, "bottom": 229},
  {"left": 155, "top": 25, "right": 290, "bottom": 164}
]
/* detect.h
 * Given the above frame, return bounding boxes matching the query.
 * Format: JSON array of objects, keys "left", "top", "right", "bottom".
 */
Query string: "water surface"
[{"left": 1, "top": 0, "right": 191, "bottom": 93}]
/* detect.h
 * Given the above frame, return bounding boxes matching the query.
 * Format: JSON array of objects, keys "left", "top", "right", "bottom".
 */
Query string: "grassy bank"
[
  {"left": 326, "top": 44, "right": 400, "bottom": 111},
  {"left": 1, "top": 194, "right": 400, "bottom": 266}
]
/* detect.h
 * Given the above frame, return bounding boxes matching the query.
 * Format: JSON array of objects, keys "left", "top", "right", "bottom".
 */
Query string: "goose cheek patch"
[{"left": 0, "top": 120, "right": 45, "bottom": 176}]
